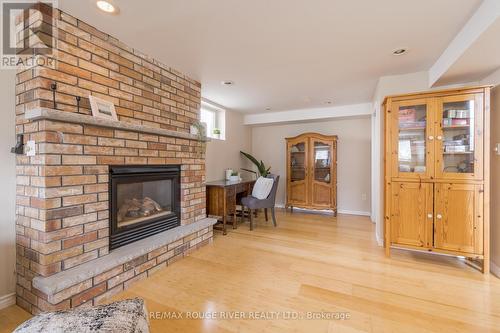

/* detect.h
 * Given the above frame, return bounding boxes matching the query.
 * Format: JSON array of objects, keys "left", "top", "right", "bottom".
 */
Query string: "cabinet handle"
[
  {"left": 437, "top": 135, "right": 443, "bottom": 140},
  {"left": 427, "top": 213, "right": 433, "bottom": 219},
  {"left": 428, "top": 135, "right": 434, "bottom": 140},
  {"left": 436, "top": 214, "right": 442, "bottom": 219}
]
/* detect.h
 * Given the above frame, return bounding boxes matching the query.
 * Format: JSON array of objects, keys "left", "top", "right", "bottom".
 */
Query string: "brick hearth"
[{"left": 15, "top": 6, "right": 211, "bottom": 314}]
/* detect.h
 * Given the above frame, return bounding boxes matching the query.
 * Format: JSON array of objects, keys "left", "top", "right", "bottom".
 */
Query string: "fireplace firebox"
[{"left": 109, "top": 165, "right": 181, "bottom": 249}]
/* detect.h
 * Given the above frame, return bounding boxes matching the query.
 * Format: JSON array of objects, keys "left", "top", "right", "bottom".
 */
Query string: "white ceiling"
[{"left": 59, "top": 0, "right": 481, "bottom": 113}]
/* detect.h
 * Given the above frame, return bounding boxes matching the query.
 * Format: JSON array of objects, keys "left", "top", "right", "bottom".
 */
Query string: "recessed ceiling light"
[
  {"left": 392, "top": 48, "right": 408, "bottom": 56},
  {"left": 221, "top": 80, "right": 234, "bottom": 86},
  {"left": 96, "top": 0, "right": 117, "bottom": 13}
]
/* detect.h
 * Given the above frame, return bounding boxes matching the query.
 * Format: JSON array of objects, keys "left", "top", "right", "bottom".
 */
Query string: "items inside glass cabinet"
[
  {"left": 398, "top": 104, "right": 427, "bottom": 173},
  {"left": 441, "top": 100, "right": 474, "bottom": 173},
  {"left": 290, "top": 142, "right": 306, "bottom": 182},
  {"left": 314, "top": 142, "right": 331, "bottom": 183}
]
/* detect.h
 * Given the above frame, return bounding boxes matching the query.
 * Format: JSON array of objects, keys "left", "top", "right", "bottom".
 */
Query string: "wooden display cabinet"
[
  {"left": 286, "top": 133, "right": 337, "bottom": 215},
  {"left": 384, "top": 86, "right": 491, "bottom": 273}
]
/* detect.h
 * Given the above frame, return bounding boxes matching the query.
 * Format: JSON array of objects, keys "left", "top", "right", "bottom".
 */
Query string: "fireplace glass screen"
[
  {"left": 116, "top": 179, "right": 174, "bottom": 228},
  {"left": 110, "top": 165, "right": 180, "bottom": 250}
]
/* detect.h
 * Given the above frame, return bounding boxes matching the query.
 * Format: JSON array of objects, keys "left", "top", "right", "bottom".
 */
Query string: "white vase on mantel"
[{"left": 190, "top": 125, "right": 198, "bottom": 135}]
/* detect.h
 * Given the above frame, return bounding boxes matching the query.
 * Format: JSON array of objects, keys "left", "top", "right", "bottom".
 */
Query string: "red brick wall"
[
  {"left": 24, "top": 226, "right": 213, "bottom": 314},
  {"left": 14, "top": 7, "right": 206, "bottom": 313},
  {"left": 16, "top": 9, "right": 201, "bottom": 131}
]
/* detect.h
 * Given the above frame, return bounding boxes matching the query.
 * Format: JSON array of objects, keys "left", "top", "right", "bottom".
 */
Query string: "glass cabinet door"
[
  {"left": 313, "top": 141, "right": 332, "bottom": 184},
  {"left": 288, "top": 140, "right": 308, "bottom": 205},
  {"left": 392, "top": 99, "right": 434, "bottom": 179},
  {"left": 435, "top": 94, "right": 483, "bottom": 180},
  {"left": 290, "top": 141, "right": 307, "bottom": 182},
  {"left": 310, "top": 139, "right": 333, "bottom": 207}
]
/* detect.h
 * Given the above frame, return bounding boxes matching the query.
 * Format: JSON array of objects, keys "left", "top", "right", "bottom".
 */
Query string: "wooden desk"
[{"left": 205, "top": 179, "right": 255, "bottom": 235}]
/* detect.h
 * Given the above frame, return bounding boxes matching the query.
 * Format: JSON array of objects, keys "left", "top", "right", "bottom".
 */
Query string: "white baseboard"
[
  {"left": 0, "top": 293, "right": 15, "bottom": 310},
  {"left": 274, "top": 204, "right": 371, "bottom": 216},
  {"left": 337, "top": 209, "right": 371, "bottom": 216},
  {"left": 275, "top": 204, "right": 370, "bottom": 217},
  {"left": 375, "top": 230, "right": 384, "bottom": 247},
  {"left": 491, "top": 261, "right": 500, "bottom": 278}
]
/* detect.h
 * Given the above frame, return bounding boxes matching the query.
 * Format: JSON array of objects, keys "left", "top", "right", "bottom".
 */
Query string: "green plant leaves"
[{"left": 240, "top": 151, "right": 271, "bottom": 177}]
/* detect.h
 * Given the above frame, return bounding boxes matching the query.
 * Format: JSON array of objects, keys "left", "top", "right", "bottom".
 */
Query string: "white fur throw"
[
  {"left": 252, "top": 176, "right": 274, "bottom": 199},
  {"left": 14, "top": 298, "right": 149, "bottom": 333}
]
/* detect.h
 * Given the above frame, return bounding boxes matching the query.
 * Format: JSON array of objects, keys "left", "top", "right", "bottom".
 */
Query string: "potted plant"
[
  {"left": 240, "top": 151, "right": 271, "bottom": 177},
  {"left": 212, "top": 128, "right": 221, "bottom": 139},
  {"left": 229, "top": 171, "right": 240, "bottom": 182}
]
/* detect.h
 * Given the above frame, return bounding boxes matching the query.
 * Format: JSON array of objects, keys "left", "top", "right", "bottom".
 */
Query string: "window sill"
[{"left": 207, "top": 136, "right": 226, "bottom": 141}]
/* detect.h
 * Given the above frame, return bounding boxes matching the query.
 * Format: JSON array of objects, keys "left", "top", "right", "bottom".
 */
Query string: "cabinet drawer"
[{"left": 235, "top": 183, "right": 249, "bottom": 193}]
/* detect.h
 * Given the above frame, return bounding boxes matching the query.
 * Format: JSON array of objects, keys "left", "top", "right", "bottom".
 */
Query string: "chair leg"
[
  {"left": 271, "top": 207, "right": 277, "bottom": 227},
  {"left": 264, "top": 208, "right": 268, "bottom": 222},
  {"left": 249, "top": 208, "right": 253, "bottom": 231}
]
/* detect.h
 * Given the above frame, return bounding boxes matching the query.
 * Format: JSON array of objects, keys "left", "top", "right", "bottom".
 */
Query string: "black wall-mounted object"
[
  {"left": 76, "top": 96, "right": 81, "bottom": 113},
  {"left": 50, "top": 82, "right": 57, "bottom": 109},
  {"left": 10, "top": 134, "right": 24, "bottom": 154}
]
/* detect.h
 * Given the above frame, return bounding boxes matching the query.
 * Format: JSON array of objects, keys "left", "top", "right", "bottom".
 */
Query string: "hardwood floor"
[
  {"left": 2, "top": 209, "right": 500, "bottom": 332},
  {"left": 0, "top": 302, "right": 31, "bottom": 333}
]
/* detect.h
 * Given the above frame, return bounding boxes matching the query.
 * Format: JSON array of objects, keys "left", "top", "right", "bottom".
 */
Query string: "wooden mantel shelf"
[{"left": 25, "top": 108, "right": 206, "bottom": 141}]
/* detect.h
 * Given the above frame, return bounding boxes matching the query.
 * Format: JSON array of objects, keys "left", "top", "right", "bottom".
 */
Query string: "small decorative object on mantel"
[
  {"left": 190, "top": 120, "right": 207, "bottom": 158},
  {"left": 89, "top": 95, "right": 118, "bottom": 121},
  {"left": 190, "top": 120, "right": 207, "bottom": 139}
]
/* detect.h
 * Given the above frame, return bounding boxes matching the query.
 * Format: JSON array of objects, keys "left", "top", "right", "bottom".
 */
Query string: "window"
[{"left": 201, "top": 100, "right": 225, "bottom": 140}]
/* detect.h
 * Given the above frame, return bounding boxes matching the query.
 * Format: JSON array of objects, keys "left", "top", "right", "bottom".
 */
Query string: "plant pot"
[{"left": 229, "top": 175, "right": 239, "bottom": 182}]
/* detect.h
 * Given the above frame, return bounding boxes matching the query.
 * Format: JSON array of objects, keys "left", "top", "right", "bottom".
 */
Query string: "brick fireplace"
[{"left": 15, "top": 6, "right": 215, "bottom": 314}]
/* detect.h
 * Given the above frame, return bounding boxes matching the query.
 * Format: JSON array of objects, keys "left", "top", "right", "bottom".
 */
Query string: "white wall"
[
  {"left": 251, "top": 117, "right": 371, "bottom": 215},
  {"left": 481, "top": 70, "right": 500, "bottom": 276},
  {"left": 489, "top": 85, "right": 500, "bottom": 277},
  {"left": 205, "top": 109, "right": 252, "bottom": 181},
  {"left": 481, "top": 67, "right": 500, "bottom": 86},
  {"left": 0, "top": 70, "right": 17, "bottom": 305}
]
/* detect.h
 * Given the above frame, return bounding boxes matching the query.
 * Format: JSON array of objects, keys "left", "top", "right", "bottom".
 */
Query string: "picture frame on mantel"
[{"left": 89, "top": 95, "right": 118, "bottom": 121}]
